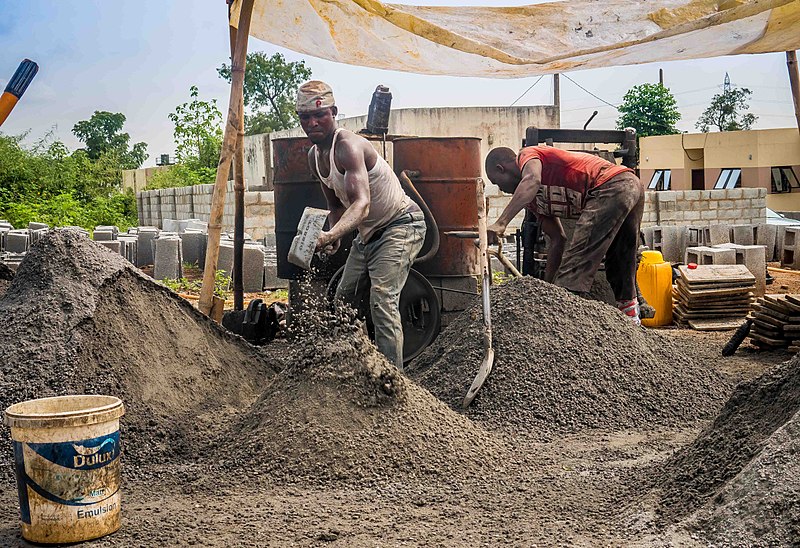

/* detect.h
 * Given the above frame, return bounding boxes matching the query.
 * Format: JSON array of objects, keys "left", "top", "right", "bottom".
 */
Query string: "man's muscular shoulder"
[{"left": 334, "top": 130, "right": 376, "bottom": 170}]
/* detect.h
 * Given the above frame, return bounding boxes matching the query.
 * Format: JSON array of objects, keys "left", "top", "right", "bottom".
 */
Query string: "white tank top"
[{"left": 313, "top": 129, "right": 410, "bottom": 243}]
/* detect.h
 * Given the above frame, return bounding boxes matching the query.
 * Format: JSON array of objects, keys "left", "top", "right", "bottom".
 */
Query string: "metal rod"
[{"left": 199, "top": 0, "right": 254, "bottom": 316}]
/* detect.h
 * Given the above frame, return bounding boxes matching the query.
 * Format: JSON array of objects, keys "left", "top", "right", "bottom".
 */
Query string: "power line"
[
  {"left": 561, "top": 74, "right": 619, "bottom": 110},
  {"left": 510, "top": 76, "right": 544, "bottom": 107}
]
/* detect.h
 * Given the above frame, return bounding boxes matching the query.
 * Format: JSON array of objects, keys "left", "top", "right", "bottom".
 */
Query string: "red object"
[
  {"left": 688, "top": 262, "right": 698, "bottom": 269},
  {"left": 517, "top": 146, "right": 633, "bottom": 196}
]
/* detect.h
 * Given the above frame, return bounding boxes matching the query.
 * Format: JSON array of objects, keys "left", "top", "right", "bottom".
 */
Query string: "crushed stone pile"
[
  {"left": 656, "top": 356, "right": 800, "bottom": 545},
  {"left": 0, "top": 230, "right": 275, "bottom": 475},
  {"left": 218, "top": 303, "right": 506, "bottom": 486},
  {"left": 0, "top": 263, "right": 12, "bottom": 296},
  {"left": 409, "top": 276, "right": 730, "bottom": 435}
]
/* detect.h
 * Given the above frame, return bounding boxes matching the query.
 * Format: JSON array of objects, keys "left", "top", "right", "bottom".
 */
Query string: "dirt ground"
[{"left": 0, "top": 232, "right": 798, "bottom": 547}]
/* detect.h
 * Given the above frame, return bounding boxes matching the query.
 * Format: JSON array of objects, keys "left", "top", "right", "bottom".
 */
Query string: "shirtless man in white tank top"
[{"left": 296, "top": 81, "right": 426, "bottom": 370}]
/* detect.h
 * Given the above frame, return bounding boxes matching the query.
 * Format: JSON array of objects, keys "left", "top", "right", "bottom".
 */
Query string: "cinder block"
[
  {"left": 653, "top": 225, "right": 685, "bottom": 263},
  {"left": 685, "top": 226, "right": 703, "bottom": 248},
  {"left": 98, "top": 240, "right": 121, "bottom": 254},
  {"left": 5, "top": 230, "right": 29, "bottom": 253},
  {"left": 702, "top": 224, "right": 731, "bottom": 246},
  {"left": 685, "top": 246, "right": 736, "bottom": 265},
  {"left": 136, "top": 227, "right": 160, "bottom": 267},
  {"left": 118, "top": 236, "right": 138, "bottom": 264},
  {"left": 184, "top": 219, "right": 207, "bottom": 233},
  {"left": 153, "top": 236, "right": 183, "bottom": 281},
  {"left": 162, "top": 219, "right": 179, "bottom": 232},
  {"left": 718, "top": 243, "right": 767, "bottom": 296},
  {"left": 781, "top": 227, "right": 800, "bottom": 268},
  {"left": 755, "top": 224, "right": 777, "bottom": 261},
  {"left": 181, "top": 231, "right": 207, "bottom": 267},
  {"left": 29, "top": 228, "right": 48, "bottom": 246},
  {"left": 731, "top": 224, "right": 756, "bottom": 245},
  {"left": 218, "top": 242, "right": 234, "bottom": 277},
  {"left": 27, "top": 222, "right": 48, "bottom": 231},
  {"left": 95, "top": 225, "right": 119, "bottom": 238},
  {"left": 243, "top": 244, "right": 266, "bottom": 292},
  {"left": 93, "top": 230, "right": 114, "bottom": 242}
]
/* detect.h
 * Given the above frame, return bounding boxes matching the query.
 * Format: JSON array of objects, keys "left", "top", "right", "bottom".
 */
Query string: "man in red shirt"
[{"left": 485, "top": 145, "right": 644, "bottom": 323}]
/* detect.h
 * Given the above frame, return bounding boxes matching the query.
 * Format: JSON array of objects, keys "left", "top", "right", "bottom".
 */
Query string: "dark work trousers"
[{"left": 553, "top": 172, "right": 645, "bottom": 301}]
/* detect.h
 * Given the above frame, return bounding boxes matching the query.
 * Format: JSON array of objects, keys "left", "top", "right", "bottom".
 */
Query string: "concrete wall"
[
  {"left": 640, "top": 129, "right": 800, "bottom": 210},
  {"left": 137, "top": 185, "right": 275, "bottom": 241},
  {"left": 122, "top": 166, "right": 171, "bottom": 193}
]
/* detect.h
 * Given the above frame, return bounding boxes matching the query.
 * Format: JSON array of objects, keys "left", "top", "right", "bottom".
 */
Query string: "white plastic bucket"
[{"left": 4, "top": 395, "right": 125, "bottom": 544}]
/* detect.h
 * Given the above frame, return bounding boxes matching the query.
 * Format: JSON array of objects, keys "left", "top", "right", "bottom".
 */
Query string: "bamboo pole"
[
  {"left": 229, "top": 12, "right": 246, "bottom": 311},
  {"left": 199, "top": 0, "right": 255, "bottom": 315},
  {"left": 787, "top": 51, "right": 800, "bottom": 134}
]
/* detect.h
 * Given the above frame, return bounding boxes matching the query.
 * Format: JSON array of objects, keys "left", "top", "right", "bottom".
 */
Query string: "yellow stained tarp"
[{"left": 230, "top": 0, "right": 800, "bottom": 77}]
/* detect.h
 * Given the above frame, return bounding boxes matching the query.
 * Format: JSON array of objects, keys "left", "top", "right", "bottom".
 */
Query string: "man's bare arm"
[{"left": 538, "top": 215, "right": 566, "bottom": 283}]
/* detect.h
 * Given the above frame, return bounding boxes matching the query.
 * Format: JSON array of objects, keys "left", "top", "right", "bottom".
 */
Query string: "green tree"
[
  {"left": 168, "top": 85, "right": 223, "bottom": 169},
  {"left": 696, "top": 86, "right": 758, "bottom": 132},
  {"left": 616, "top": 83, "right": 681, "bottom": 138},
  {"left": 71, "top": 111, "right": 148, "bottom": 168},
  {"left": 218, "top": 52, "right": 312, "bottom": 134}
]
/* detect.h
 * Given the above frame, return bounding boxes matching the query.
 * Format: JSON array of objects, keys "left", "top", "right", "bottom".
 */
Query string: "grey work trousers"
[
  {"left": 335, "top": 211, "right": 426, "bottom": 370},
  {"left": 554, "top": 172, "right": 645, "bottom": 301}
]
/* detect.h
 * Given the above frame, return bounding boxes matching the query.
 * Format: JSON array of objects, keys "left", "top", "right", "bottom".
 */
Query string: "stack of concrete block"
[
  {"left": 98, "top": 240, "right": 121, "bottom": 254},
  {"left": 162, "top": 219, "right": 179, "bottom": 233},
  {"left": 181, "top": 231, "right": 207, "bottom": 266},
  {"left": 781, "top": 227, "right": 800, "bottom": 269},
  {"left": 755, "top": 224, "right": 778, "bottom": 261},
  {"left": 136, "top": 227, "right": 160, "bottom": 267},
  {"left": 27, "top": 222, "right": 48, "bottom": 232},
  {"left": 92, "top": 229, "right": 114, "bottom": 242},
  {"left": 152, "top": 234, "right": 183, "bottom": 280},
  {"left": 184, "top": 219, "right": 207, "bottom": 233},
  {"left": 718, "top": 243, "right": 767, "bottom": 296},
  {"left": 685, "top": 246, "right": 736, "bottom": 265},
  {"left": 95, "top": 225, "right": 119, "bottom": 239},
  {"left": 117, "top": 235, "right": 138, "bottom": 265},
  {"left": 29, "top": 228, "right": 49, "bottom": 246}
]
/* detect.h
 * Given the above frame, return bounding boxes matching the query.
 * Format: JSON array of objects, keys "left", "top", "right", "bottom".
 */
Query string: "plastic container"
[
  {"left": 637, "top": 250, "right": 674, "bottom": 327},
  {"left": 4, "top": 395, "right": 125, "bottom": 544}
]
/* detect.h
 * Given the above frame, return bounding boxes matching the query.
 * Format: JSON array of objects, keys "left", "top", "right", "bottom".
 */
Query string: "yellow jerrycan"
[{"left": 636, "top": 250, "right": 673, "bottom": 327}]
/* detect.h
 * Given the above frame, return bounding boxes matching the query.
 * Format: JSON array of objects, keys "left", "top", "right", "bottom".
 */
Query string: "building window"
[
  {"left": 713, "top": 168, "right": 742, "bottom": 190},
  {"left": 771, "top": 166, "right": 800, "bottom": 193},
  {"left": 647, "top": 170, "right": 671, "bottom": 191}
]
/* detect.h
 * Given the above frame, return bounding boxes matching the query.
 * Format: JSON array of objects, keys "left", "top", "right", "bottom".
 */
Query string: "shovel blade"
[{"left": 462, "top": 348, "right": 494, "bottom": 408}]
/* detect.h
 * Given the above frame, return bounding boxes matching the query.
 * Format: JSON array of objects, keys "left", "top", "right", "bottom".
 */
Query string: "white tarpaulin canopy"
[{"left": 230, "top": 0, "right": 800, "bottom": 77}]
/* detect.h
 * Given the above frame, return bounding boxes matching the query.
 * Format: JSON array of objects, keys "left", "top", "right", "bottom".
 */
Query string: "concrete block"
[
  {"left": 184, "top": 219, "right": 207, "bottom": 233},
  {"left": 95, "top": 225, "right": 119, "bottom": 238},
  {"left": 731, "top": 224, "right": 756, "bottom": 245},
  {"left": 685, "top": 246, "right": 736, "bottom": 265},
  {"left": 218, "top": 242, "right": 234, "bottom": 277},
  {"left": 652, "top": 225, "right": 684, "bottom": 263},
  {"left": 243, "top": 244, "right": 266, "bottom": 292},
  {"left": 640, "top": 226, "right": 656, "bottom": 249},
  {"left": 781, "top": 227, "right": 800, "bottom": 268},
  {"left": 5, "top": 230, "right": 29, "bottom": 253},
  {"left": 153, "top": 236, "right": 183, "bottom": 281},
  {"left": 718, "top": 243, "right": 767, "bottom": 296},
  {"left": 755, "top": 224, "right": 777, "bottom": 261},
  {"left": 118, "top": 236, "right": 138, "bottom": 264},
  {"left": 685, "top": 226, "right": 703, "bottom": 248},
  {"left": 704, "top": 225, "right": 732, "bottom": 246},
  {"left": 136, "top": 227, "right": 160, "bottom": 267},
  {"left": 27, "top": 222, "right": 48, "bottom": 231},
  {"left": 93, "top": 230, "right": 114, "bottom": 242},
  {"left": 181, "top": 231, "right": 207, "bottom": 267},
  {"left": 98, "top": 240, "right": 121, "bottom": 254},
  {"left": 29, "top": 228, "right": 48, "bottom": 246},
  {"left": 162, "top": 219, "right": 179, "bottom": 232}
]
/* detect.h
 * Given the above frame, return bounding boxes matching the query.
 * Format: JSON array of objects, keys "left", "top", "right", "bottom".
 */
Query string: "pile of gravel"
[
  {"left": 218, "top": 301, "right": 506, "bottom": 486},
  {"left": 0, "top": 229, "right": 275, "bottom": 475},
  {"left": 409, "top": 276, "right": 730, "bottom": 435},
  {"left": 656, "top": 356, "right": 800, "bottom": 540}
]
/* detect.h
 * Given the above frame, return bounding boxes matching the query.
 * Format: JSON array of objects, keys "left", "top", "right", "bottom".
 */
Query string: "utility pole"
[
  {"left": 787, "top": 51, "right": 800, "bottom": 134},
  {"left": 553, "top": 73, "right": 560, "bottom": 109},
  {"left": 659, "top": 68, "right": 664, "bottom": 86}
]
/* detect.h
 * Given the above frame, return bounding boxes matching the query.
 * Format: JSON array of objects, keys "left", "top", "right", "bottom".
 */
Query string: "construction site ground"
[{"left": 1, "top": 232, "right": 798, "bottom": 547}]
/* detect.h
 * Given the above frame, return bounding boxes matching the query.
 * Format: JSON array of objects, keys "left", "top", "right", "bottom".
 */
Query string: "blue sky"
[{"left": 0, "top": 0, "right": 796, "bottom": 166}]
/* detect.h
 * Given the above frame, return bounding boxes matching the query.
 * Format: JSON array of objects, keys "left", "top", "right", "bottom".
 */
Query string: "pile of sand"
[
  {"left": 409, "top": 276, "right": 730, "bottom": 435},
  {"left": 656, "top": 356, "right": 800, "bottom": 545},
  {"left": 0, "top": 230, "right": 275, "bottom": 473},
  {"left": 218, "top": 303, "right": 506, "bottom": 486}
]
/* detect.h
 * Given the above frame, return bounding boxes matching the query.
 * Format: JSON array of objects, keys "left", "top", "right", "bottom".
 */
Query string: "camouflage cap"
[{"left": 296, "top": 80, "right": 335, "bottom": 112}]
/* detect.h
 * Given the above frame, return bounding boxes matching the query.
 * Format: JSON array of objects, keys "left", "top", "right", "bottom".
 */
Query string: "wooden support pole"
[
  {"left": 229, "top": 14, "right": 246, "bottom": 311},
  {"left": 199, "top": 0, "right": 254, "bottom": 316},
  {"left": 787, "top": 51, "right": 800, "bottom": 134}
]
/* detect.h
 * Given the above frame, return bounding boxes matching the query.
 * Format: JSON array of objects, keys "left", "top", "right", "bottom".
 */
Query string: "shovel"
[{"left": 446, "top": 181, "right": 494, "bottom": 408}]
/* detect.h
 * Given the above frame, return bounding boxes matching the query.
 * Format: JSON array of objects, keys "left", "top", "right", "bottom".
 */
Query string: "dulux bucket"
[{"left": 4, "top": 395, "right": 125, "bottom": 544}]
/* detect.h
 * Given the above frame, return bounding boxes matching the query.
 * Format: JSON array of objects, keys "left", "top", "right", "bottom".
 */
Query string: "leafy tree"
[
  {"left": 168, "top": 86, "right": 223, "bottom": 169},
  {"left": 696, "top": 86, "right": 758, "bottom": 132},
  {"left": 616, "top": 83, "right": 681, "bottom": 138},
  {"left": 72, "top": 111, "right": 148, "bottom": 168},
  {"left": 218, "top": 52, "right": 312, "bottom": 134}
]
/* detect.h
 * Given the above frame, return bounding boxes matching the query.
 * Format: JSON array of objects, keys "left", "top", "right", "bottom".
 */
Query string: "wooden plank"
[
  {"left": 678, "top": 264, "right": 756, "bottom": 284},
  {"left": 675, "top": 281, "right": 757, "bottom": 298},
  {"left": 749, "top": 332, "right": 789, "bottom": 346},
  {"left": 688, "top": 318, "right": 747, "bottom": 331},
  {"left": 785, "top": 294, "right": 800, "bottom": 308},
  {"left": 753, "top": 312, "right": 785, "bottom": 328}
]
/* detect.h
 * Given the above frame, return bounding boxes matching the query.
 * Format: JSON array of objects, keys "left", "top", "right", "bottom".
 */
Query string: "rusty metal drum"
[
  {"left": 272, "top": 137, "right": 351, "bottom": 280},
  {"left": 392, "top": 137, "right": 481, "bottom": 276}
]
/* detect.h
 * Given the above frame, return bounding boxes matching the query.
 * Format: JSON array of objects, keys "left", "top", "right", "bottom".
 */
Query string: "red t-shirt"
[{"left": 517, "top": 146, "right": 633, "bottom": 218}]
